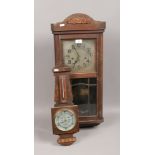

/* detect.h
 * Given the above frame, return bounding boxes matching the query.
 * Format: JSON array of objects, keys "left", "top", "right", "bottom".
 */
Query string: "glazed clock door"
[
  {"left": 62, "top": 37, "right": 98, "bottom": 117},
  {"left": 71, "top": 78, "right": 97, "bottom": 116}
]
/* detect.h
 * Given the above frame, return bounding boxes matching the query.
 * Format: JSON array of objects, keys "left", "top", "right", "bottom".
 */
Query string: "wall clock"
[
  {"left": 51, "top": 65, "right": 79, "bottom": 145},
  {"left": 51, "top": 13, "right": 106, "bottom": 127}
]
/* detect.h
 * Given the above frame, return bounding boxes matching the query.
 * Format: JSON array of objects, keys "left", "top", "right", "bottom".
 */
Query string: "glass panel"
[
  {"left": 71, "top": 78, "right": 97, "bottom": 116},
  {"left": 89, "top": 85, "right": 97, "bottom": 115},
  {"left": 63, "top": 39, "right": 96, "bottom": 73},
  {"left": 89, "top": 78, "right": 97, "bottom": 84}
]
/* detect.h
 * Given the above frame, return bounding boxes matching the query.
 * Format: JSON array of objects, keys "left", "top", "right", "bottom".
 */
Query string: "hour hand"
[{"left": 73, "top": 60, "right": 78, "bottom": 68}]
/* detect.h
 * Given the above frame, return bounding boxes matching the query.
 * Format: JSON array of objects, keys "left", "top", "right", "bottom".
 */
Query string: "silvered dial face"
[
  {"left": 63, "top": 39, "right": 96, "bottom": 73},
  {"left": 55, "top": 109, "right": 76, "bottom": 131}
]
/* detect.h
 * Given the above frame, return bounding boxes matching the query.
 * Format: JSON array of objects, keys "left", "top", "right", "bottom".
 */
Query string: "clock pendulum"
[
  {"left": 51, "top": 13, "right": 106, "bottom": 127},
  {"left": 51, "top": 65, "right": 79, "bottom": 146}
]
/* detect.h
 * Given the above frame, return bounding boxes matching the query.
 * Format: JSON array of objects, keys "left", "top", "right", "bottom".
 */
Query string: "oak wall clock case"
[{"left": 51, "top": 13, "right": 106, "bottom": 127}]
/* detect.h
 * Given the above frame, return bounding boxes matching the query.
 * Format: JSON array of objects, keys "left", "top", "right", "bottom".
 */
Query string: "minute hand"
[{"left": 73, "top": 46, "right": 80, "bottom": 58}]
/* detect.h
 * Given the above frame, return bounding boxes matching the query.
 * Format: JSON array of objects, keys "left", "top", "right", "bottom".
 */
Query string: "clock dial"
[
  {"left": 55, "top": 109, "right": 76, "bottom": 131},
  {"left": 63, "top": 39, "right": 96, "bottom": 73}
]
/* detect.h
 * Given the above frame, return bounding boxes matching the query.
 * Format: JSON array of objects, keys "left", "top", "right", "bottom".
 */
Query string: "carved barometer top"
[{"left": 51, "top": 13, "right": 106, "bottom": 33}]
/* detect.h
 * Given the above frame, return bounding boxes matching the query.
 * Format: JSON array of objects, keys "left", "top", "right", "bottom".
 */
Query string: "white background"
[
  {"left": 34, "top": 0, "right": 120, "bottom": 155},
  {"left": 0, "top": 0, "right": 155, "bottom": 155}
]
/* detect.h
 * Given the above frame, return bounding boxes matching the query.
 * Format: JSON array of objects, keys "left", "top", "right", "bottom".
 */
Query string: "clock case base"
[{"left": 79, "top": 117, "right": 104, "bottom": 127}]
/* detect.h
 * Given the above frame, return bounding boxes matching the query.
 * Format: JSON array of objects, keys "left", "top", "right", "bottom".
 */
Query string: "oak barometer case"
[{"left": 51, "top": 65, "right": 79, "bottom": 145}]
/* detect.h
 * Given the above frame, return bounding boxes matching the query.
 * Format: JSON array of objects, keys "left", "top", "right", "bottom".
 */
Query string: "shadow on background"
[{"left": 34, "top": 111, "right": 57, "bottom": 145}]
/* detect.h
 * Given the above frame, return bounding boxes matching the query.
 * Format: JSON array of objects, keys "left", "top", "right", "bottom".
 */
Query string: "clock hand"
[
  {"left": 73, "top": 46, "right": 80, "bottom": 58},
  {"left": 72, "top": 56, "right": 80, "bottom": 69},
  {"left": 73, "top": 60, "right": 78, "bottom": 68}
]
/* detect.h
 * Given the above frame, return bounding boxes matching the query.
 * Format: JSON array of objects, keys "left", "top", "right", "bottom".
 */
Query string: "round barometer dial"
[
  {"left": 55, "top": 109, "right": 76, "bottom": 131},
  {"left": 63, "top": 39, "right": 96, "bottom": 73}
]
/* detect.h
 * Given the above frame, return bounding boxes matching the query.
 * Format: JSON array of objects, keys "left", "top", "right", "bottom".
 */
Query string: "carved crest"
[
  {"left": 63, "top": 13, "right": 94, "bottom": 24},
  {"left": 51, "top": 13, "right": 106, "bottom": 33}
]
